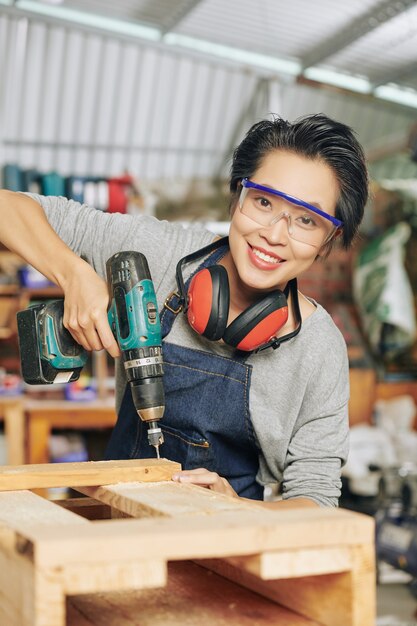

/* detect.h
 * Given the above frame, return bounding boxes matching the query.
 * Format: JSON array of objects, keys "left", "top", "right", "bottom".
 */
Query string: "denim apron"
[{"left": 105, "top": 243, "right": 263, "bottom": 500}]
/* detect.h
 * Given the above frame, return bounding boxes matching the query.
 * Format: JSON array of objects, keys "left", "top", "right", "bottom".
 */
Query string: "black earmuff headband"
[{"left": 176, "top": 237, "right": 229, "bottom": 309}]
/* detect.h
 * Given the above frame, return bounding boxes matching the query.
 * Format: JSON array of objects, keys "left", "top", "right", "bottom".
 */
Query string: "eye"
[
  {"left": 297, "top": 213, "right": 318, "bottom": 229},
  {"left": 253, "top": 195, "right": 273, "bottom": 211}
]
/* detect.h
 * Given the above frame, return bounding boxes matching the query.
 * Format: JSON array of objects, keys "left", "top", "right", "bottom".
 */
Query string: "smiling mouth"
[{"left": 251, "top": 246, "right": 284, "bottom": 265}]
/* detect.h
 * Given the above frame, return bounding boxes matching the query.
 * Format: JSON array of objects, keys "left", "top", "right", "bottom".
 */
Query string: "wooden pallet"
[{"left": 0, "top": 459, "right": 376, "bottom": 626}]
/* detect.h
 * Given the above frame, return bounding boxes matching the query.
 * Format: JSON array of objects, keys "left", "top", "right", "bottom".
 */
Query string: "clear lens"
[{"left": 239, "top": 187, "right": 335, "bottom": 247}]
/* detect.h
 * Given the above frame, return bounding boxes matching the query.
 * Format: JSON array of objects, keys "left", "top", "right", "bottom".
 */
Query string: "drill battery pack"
[{"left": 17, "top": 300, "right": 87, "bottom": 385}]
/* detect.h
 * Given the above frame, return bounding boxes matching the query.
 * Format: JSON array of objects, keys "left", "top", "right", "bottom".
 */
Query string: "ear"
[{"left": 317, "top": 228, "right": 342, "bottom": 258}]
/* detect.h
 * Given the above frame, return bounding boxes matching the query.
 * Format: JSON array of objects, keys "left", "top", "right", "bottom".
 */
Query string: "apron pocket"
[{"left": 161, "top": 424, "right": 211, "bottom": 469}]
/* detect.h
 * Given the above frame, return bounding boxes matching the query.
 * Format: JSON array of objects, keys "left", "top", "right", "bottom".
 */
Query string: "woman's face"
[{"left": 228, "top": 150, "right": 340, "bottom": 295}]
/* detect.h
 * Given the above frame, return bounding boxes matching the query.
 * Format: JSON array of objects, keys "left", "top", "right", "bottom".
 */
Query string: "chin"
[{"left": 238, "top": 266, "right": 284, "bottom": 294}]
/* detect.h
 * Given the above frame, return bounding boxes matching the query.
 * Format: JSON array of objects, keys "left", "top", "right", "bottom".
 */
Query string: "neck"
[
  {"left": 218, "top": 252, "right": 255, "bottom": 315},
  {"left": 219, "top": 251, "right": 291, "bottom": 325}
]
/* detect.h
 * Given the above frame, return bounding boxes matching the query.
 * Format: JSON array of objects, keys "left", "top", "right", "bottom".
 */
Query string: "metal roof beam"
[
  {"left": 370, "top": 59, "right": 417, "bottom": 89},
  {"left": 301, "top": 0, "right": 417, "bottom": 71},
  {"left": 159, "top": 0, "right": 204, "bottom": 35}
]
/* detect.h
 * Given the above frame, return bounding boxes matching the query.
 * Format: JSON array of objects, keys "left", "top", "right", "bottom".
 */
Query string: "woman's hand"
[
  {"left": 172, "top": 468, "right": 238, "bottom": 498},
  {"left": 61, "top": 259, "right": 120, "bottom": 358}
]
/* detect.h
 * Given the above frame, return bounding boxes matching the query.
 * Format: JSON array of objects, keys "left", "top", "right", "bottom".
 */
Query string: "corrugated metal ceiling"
[
  {"left": 15, "top": 0, "right": 417, "bottom": 93},
  {"left": 1, "top": 0, "right": 417, "bottom": 187}
]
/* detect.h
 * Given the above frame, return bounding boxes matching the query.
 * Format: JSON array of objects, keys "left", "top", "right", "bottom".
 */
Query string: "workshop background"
[{"left": 1, "top": 1, "right": 417, "bottom": 623}]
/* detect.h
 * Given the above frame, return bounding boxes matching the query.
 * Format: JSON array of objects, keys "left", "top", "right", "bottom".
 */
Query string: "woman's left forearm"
[{"left": 259, "top": 497, "right": 319, "bottom": 509}]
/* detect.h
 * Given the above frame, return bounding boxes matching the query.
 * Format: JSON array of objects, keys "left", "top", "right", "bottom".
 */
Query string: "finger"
[
  {"left": 63, "top": 306, "right": 108, "bottom": 353},
  {"left": 78, "top": 327, "right": 105, "bottom": 352},
  {"left": 172, "top": 472, "right": 219, "bottom": 486},
  {"left": 173, "top": 468, "right": 209, "bottom": 477},
  {"left": 64, "top": 314, "right": 102, "bottom": 352},
  {"left": 95, "top": 314, "right": 121, "bottom": 357}
]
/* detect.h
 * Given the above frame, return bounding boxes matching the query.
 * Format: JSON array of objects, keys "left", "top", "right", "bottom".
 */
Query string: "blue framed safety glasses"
[{"left": 239, "top": 178, "right": 343, "bottom": 248}]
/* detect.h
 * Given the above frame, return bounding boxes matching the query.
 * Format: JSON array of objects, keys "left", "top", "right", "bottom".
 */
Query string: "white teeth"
[{"left": 252, "top": 248, "right": 280, "bottom": 264}]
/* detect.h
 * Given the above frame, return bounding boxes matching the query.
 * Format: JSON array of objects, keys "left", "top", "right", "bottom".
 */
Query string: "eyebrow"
[{"left": 258, "top": 182, "right": 325, "bottom": 212}]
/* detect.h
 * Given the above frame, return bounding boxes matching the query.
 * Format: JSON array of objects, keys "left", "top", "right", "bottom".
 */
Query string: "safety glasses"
[{"left": 239, "top": 178, "right": 343, "bottom": 247}]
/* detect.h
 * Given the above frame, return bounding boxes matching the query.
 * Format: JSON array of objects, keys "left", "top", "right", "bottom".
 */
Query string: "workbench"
[
  {"left": 0, "top": 459, "right": 376, "bottom": 626},
  {"left": 0, "top": 397, "right": 25, "bottom": 465},
  {"left": 24, "top": 398, "right": 117, "bottom": 464},
  {"left": 0, "top": 397, "right": 117, "bottom": 465}
]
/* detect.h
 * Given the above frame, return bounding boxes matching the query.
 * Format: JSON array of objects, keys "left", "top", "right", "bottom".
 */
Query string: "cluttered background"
[{"left": 1, "top": 2, "right": 417, "bottom": 622}]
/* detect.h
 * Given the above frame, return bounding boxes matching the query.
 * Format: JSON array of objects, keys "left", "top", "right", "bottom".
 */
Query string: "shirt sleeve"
[
  {"left": 23, "top": 193, "right": 214, "bottom": 287},
  {"left": 282, "top": 401, "right": 349, "bottom": 507},
  {"left": 281, "top": 331, "right": 350, "bottom": 507}
]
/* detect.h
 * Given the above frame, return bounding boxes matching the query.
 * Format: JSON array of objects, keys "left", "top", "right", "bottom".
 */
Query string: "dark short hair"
[{"left": 229, "top": 113, "right": 369, "bottom": 249}]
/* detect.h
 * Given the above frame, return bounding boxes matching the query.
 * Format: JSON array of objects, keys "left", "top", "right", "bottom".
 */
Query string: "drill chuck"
[
  {"left": 123, "top": 345, "right": 164, "bottom": 421},
  {"left": 147, "top": 421, "right": 164, "bottom": 453},
  {"left": 124, "top": 345, "right": 165, "bottom": 451},
  {"left": 129, "top": 378, "right": 165, "bottom": 422}
]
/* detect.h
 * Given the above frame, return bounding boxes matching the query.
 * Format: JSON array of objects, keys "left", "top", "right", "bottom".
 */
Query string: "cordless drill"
[{"left": 16, "top": 251, "right": 165, "bottom": 457}]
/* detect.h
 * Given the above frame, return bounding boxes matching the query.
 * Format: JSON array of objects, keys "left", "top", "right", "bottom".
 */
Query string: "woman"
[{"left": 0, "top": 114, "right": 368, "bottom": 508}]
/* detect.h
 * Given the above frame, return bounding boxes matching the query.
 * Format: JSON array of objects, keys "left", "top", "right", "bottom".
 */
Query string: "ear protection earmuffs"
[
  {"left": 175, "top": 238, "right": 302, "bottom": 352},
  {"left": 187, "top": 265, "right": 289, "bottom": 351}
]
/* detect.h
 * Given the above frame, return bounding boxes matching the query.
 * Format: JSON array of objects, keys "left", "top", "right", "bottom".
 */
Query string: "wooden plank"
[
  {"left": 0, "top": 490, "right": 89, "bottom": 531},
  {"left": 348, "top": 544, "right": 377, "bottom": 626},
  {"left": 0, "top": 490, "right": 87, "bottom": 624},
  {"left": 0, "top": 492, "right": 168, "bottom": 625},
  {"left": 0, "top": 459, "right": 181, "bottom": 491},
  {"left": 0, "top": 484, "right": 375, "bottom": 626},
  {"left": 67, "top": 561, "right": 320, "bottom": 626},
  {"left": 199, "top": 550, "right": 376, "bottom": 626},
  {"left": 19, "top": 506, "right": 375, "bottom": 568},
  {"left": 0, "top": 545, "right": 65, "bottom": 626},
  {"left": 61, "top": 560, "right": 167, "bottom": 595},
  {"left": 78, "top": 480, "right": 263, "bottom": 518},
  {"left": 225, "top": 546, "right": 352, "bottom": 579}
]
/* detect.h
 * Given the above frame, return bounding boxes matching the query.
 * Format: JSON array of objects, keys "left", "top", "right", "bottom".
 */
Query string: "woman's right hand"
[{"left": 61, "top": 260, "right": 121, "bottom": 358}]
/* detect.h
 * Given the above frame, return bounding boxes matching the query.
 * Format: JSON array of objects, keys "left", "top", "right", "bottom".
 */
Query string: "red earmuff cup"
[
  {"left": 187, "top": 269, "right": 213, "bottom": 334},
  {"left": 236, "top": 306, "right": 289, "bottom": 351}
]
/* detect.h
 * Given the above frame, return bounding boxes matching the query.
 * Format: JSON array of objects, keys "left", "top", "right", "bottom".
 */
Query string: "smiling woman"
[
  {"left": 0, "top": 113, "right": 368, "bottom": 509},
  {"left": 225, "top": 150, "right": 342, "bottom": 304}
]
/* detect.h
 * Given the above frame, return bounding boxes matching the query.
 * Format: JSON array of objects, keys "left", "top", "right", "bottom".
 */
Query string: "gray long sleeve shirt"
[{"left": 26, "top": 194, "right": 350, "bottom": 506}]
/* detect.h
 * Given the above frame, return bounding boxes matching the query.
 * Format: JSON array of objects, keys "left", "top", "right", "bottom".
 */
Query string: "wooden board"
[
  {"left": 78, "top": 480, "right": 263, "bottom": 518},
  {"left": 68, "top": 561, "right": 320, "bottom": 626},
  {"left": 0, "top": 460, "right": 376, "bottom": 626},
  {"left": 16, "top": 506, "right": 374, "bottom": 569},
  {"left": 0, "top": 490, "right": 88, "bottom": 529},
  {"left": 199, "top": 550, "right": 376, "bottom": 626},
  {"left": 0, "top": 459, "right": 180, "bottom": 491}
]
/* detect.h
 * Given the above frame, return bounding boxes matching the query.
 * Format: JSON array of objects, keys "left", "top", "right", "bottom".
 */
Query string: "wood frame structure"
[{"left": 0, "top": 459, "right": 376, "bottom": 626}]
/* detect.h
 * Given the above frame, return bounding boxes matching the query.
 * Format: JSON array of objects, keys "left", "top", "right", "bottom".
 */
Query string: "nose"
[{"left": 259, "top": 213, "right": 290, "bottom": 244}]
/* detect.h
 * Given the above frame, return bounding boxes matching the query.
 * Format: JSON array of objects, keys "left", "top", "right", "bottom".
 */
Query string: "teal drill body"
[{"left": 17, "top": 251, "right": 165, "bottom": 456}]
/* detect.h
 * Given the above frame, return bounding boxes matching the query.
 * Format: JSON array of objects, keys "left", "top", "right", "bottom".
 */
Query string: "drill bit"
[{"left": 147, "top": 421, "right": 163, "bottom": 458}]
